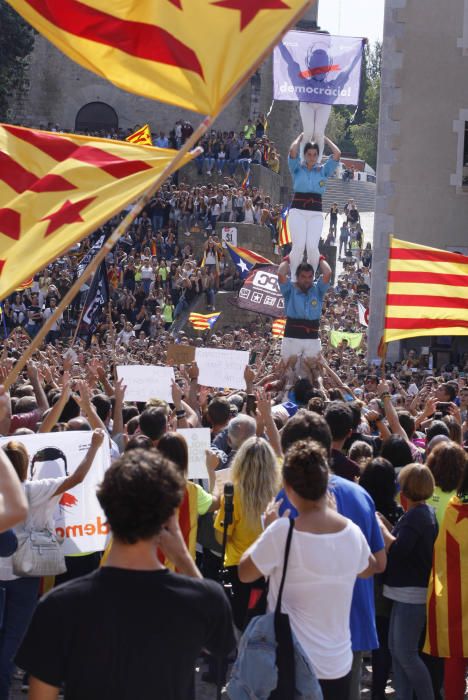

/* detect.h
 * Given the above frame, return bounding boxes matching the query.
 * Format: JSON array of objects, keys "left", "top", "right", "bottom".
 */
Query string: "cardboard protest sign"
[
  {"left": 177, "top": 428, "right": 211, "bottom": 479},
  {"left": 116, "top": 365, "right": 175, "bottom": 403},
  {"left": 195, "top": 348, "right": 249, "bottom": 389},
  {"left": 0, "top": 432, "right": 111, "bottom": 555},
  {"left": 166, "top": 344, "right": 196, "bottom": 366}
]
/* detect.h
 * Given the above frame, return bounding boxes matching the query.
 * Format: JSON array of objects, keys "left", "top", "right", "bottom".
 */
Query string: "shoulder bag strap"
[{"left": 275, "top": 518, "right": 295, "bottom": 615}]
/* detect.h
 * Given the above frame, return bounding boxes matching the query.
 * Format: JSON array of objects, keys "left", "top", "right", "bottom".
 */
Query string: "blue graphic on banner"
[{"left": 273, "top": 31, "right": 364, "bottom": 106}]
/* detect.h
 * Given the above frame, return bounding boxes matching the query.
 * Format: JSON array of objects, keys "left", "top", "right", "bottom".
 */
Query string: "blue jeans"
[
  {"left": 0, "top": 577, "right": 40, "bottom": 700},
  {"left": 151, "top": 214, "right": 164, "bottom": 232},
  {"left": 174, "top": 297, "right": 188, "bottom": 319},
  {"left": 228, "top": 159, "right": 238, "bottom": 176},
  {"left": 204, "top": 157, "right": 215, "bottom": 173},
  {"left": 239, "top": 158, "right": 251, "bottom": 173},
  {"left": 388, "top": 601, "right": 434, "bottom": 700}
]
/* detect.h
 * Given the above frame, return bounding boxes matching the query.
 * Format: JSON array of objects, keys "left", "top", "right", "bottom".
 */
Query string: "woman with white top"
[
  {"left": 239, "top": 439, "right": 376, "bottom": 700},
  {"left": 0, "top": 429, "right": 105, "bottom": 699},
  {"left": 243, "top": 197, "right": 255, "bottom": 224}
]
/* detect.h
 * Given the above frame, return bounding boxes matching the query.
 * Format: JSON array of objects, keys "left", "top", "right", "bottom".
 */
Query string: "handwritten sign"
[
  {"left": 116, "top": 365, "right": 175, "bottom": 403},
  {"left": 166, "top": 343, "right": 196, "bottom": 366},
  {"left": 177, "top": 428, "right": 211, "bottom": 479},
  {"left": 195, "top": 348, "right": 249, "bottom": 389}
]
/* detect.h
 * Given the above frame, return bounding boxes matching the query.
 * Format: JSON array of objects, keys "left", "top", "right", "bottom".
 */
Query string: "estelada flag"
[
  {"left": 16, "top": 277, "right": 34, "bottom": 290},
  {"left": 188, "top": 312, "right": 221, "bottom": 331},
  {"left": 384, "top": 237, "right": 468, "bottom": 343},
  {"left": 424, "top": 495, "right": 468, "bottom": 658},
  {"left": 0, "top": 124, "right": 195, "bottom": 299},
  {"left": 125, "top": 125, "right": 152, "bottom": 146},
  {"left": 8, "top": 0, "right": 312, "bottom": 115},
  {"left": 278, "top": 207, "right": 292, "bottom": 246},
  {"left": 272, "top": 318, "right": 286, "bottom": 337}
]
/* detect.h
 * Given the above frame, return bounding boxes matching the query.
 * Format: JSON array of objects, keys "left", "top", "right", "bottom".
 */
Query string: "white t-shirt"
[
  {"left": 249, "top": 517, "right": 370, "bottom": 680},
  {"left": 0, "top": 477, "right": 67, "bottom": 581}
]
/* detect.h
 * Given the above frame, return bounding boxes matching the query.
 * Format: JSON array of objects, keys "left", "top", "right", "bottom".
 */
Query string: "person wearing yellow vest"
[{"left": 161, "top": 297, "right": 174, "bottom": 330}]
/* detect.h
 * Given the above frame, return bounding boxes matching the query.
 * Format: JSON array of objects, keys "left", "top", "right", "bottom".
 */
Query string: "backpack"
[{"left": 226, "top": 519, "right": 323, "bottom": 700}]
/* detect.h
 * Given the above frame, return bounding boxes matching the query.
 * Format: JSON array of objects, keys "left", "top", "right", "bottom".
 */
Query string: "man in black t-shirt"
[{"left": 17, "top": 450, "right": 235, "bottom": 700}]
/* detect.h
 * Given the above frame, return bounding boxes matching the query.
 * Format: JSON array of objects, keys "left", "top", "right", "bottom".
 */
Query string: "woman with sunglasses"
[{"left": 0, "top": 429, "right": 105, "bottom": 700}]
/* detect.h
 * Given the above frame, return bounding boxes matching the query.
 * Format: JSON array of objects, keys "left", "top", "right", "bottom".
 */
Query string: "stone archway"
[{"left": 75, "top": 101, "right": 118, "bottom": 132}]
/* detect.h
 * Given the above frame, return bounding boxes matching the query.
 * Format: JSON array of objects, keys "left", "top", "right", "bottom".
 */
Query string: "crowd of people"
[{"left": 1, "top": 118, "right": 468, "bottom": 700}]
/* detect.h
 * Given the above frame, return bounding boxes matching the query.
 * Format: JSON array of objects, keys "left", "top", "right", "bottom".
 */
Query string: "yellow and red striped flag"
[
  {"left": 0, "top": 124, "right": 195, "bottom": 300},
  {"left": 16, "top": 277, "right": 34, "bottom": 290},
  {"left": 272, "top": 318, "right": 286, "bottom": 337},
  {"left": 7, "top": 0, "right": 312, "bottom": 115},
  {"left": 189, "top": 312, "right": 221, "bottom": 331},
  {"left": 384, "top": 237, "right": 468, "bottom": 343},
  {"left": 424, "top": 495, "right": 468, "bottom": 658},
  {"left": 125, "top": 125, "right": 152, "bottom": 146}
]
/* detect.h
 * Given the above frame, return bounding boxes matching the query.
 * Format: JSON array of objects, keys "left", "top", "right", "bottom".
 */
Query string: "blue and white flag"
[{"left": 273, "top": 31, "right": 364, "bottom": 106}]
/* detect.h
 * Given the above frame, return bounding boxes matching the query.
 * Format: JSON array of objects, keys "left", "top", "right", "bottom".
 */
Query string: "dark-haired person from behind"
[
  {"left": 240, "top": 440, "right": 376, "bottom": 700},
  {"left": 16, "top": 449, "right": 235, "bottom": 700}
]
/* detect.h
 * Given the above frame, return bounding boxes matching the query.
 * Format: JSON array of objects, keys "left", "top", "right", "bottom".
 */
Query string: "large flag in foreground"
[
  {"left": 424, "top": 495, "right": 468, "bottom": 658},
  {"left": 0, "top": 124, "right": 194, "bottom": 299},
  {"left": 8, "top": 0, "right": 312, "bottom": 115},
  {"left": 384, "top": 237, "right": 468, "bottom": 343}
]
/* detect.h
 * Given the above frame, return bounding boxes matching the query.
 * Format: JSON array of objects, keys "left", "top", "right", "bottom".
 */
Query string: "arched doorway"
[{"left": 75, "top": 102, "right": 118, "bottom": 132}]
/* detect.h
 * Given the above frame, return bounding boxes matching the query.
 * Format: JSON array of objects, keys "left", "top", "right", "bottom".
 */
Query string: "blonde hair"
[
  {"left": 231, "top": 437, "right": 280, "bottom": 529},
  {"left": 399, "top": 464, "right": 435, "bottom": 502}
]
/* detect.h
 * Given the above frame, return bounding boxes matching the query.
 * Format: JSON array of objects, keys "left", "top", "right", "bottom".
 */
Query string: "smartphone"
[
  {"left": 249, "top": 350, "right": 258, "bottom": 365},
  {"left": 436, "top": 402, "right": 451, "bottom": 414}
]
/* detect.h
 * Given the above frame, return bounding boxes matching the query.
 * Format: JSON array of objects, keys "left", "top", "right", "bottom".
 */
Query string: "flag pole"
[
  {"left": 2, "top": 124, "right": 210, "bottom": 390},
  {"left": 3, "top": 0, "right": 313, "bottom": 390}
]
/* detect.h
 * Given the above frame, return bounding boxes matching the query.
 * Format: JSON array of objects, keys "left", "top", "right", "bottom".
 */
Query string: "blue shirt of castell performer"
[
  {"left": 279, "top": 277, "right": 329, "bottom": 321},
  {"left": 288, "top": 155, "right": 339, "bottom": 194}
]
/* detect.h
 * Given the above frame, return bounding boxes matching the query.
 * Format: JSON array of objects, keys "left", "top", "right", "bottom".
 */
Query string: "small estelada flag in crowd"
[
  {"left": 8, "top": 0, "right": 311, "bottom": 115},
  {"left": 272, "top": 318, "right": 286, "bottom": 338},
  {"left": 384, "top": 236, "right": 468, "bottom": 344},
  {"left": 225, "top": 242, "right": 272, "bottom": 279},
  {"left": 278, "top": 207, "right": 292, "bottom": 246},
  {"left": 79, "top": 260, "right": 110, "bottom": 343},
  {"left": 0, "top": 124, "right": 195, "bottom": 299},
  {"left": 189, "top": 312, "right": 221, "bottom": 331},
  {"left": 125, "top": 125, "right": 153, "bottom": 146},
  {"left": 358, "top": 301, "right": 369, "bottom": 327},
  {"left": 423, "top": 495, "right": 468, "bottom": 659},
  {"left": 241, "top": 169, "right": 251, "bottom": 190}
]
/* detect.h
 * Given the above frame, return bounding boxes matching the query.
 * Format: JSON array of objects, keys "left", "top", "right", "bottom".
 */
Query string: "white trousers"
[
  {"left": 281, "top": 337, "right": 322, "bottom": 360},
  {"left": 299, "top": 102, "right": 332, "bottom": 160},
  {"left": 288, "top": 208, "right": 323, "bottom": 279}
]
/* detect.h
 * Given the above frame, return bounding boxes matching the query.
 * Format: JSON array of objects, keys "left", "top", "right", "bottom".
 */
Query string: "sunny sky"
[{"left": 318, "top": 0, "right": 385, "bottom": 45}]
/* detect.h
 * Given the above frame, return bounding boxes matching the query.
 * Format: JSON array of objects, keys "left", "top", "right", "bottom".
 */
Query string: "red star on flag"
[
  {"left": 40, "top": 197, "right": 96, "bottom": 236},
  {"left": 168, "top": 0, "right": 182, "bottom": 7},
  {"left": 212, "top": 0, "right": 290, "bottom": 30}
]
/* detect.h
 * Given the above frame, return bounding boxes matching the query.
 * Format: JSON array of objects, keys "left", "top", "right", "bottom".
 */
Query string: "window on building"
[
  {"left": 75, "top": 102, "right": 118, "bottom": 133},
  {"left": 450, "top": 109, "right": 468, "bottom": 192}
]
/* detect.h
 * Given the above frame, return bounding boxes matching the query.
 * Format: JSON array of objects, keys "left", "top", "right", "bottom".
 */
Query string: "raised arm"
[
  {"left": 27, "top": 362, "right": 49, "bottom": 415},
  {"left": 0, "top": 386, "right": 28, "bottom": 529},
  {"left": 324, "top": 135, "right": 341, "bottom": 161},
  {"left": 289, "top": 132, "right": 303, "bottom": 160},
  {"left": 53, "top": 429, "right": 105, "bottom": 496},
  {"left": 278, "top": 259, "right": 291, "bottom": 285},
  {"left": 318, "top": 256, "right": 332, "bottom": 284}
]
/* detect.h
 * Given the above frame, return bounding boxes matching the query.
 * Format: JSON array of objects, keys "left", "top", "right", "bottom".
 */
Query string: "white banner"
[
  {"left": 195, "top": 348, "right": 249, "bottom": 389},
  {"left": 116, "top": 365, "right": 175, "bottom": 403},
  {"left": 221, "top": 227, "right": 238, "bottom": 249},
  {"left": 0, "top": 432, "right": 111, "bottom": 555},
  {"left": 177, "top": 428, "right": 211, "bottom": 480}
]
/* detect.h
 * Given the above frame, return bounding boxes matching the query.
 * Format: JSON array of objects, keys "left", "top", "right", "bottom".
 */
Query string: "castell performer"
[
  {"left": 278, "top": 256, "right": 332, "bottom": 372},
  {"left": 287, "top": 131, "right": 341, "bottom": 280}
]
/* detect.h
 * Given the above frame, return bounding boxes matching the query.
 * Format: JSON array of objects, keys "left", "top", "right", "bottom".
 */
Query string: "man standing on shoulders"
[
  {"left": 278, "top": 257, "right": 331, "bottom": 378},
  {"left": 16, "top": 449, "right": 235, "bottom": 700}
]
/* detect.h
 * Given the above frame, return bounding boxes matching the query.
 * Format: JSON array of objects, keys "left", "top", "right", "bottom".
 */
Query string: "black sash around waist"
[
  {"left": 290, "top": 192, "right": 323, "bottom": 212},
  {"left": 284, "top": 318, "right": 320, "bottom": 339}
]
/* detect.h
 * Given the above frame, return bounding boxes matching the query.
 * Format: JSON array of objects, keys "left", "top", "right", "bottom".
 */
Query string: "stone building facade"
[{"left": 369, "top": 0, "right": 468, "bottom": 362}]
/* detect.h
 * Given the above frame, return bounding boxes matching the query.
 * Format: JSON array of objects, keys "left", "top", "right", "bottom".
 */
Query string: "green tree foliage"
[
  {"left": 0, "top": 0, "right": 35, "bottom": 120},
  {"left": 326, "top": 41, "right": 382, "bottom": 167}
]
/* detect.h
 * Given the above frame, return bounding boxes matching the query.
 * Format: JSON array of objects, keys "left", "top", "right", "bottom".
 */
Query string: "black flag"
[{"left": 79, "top": 261, "right": 110, "bottom": 341}]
